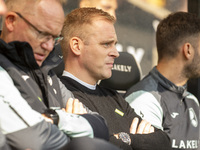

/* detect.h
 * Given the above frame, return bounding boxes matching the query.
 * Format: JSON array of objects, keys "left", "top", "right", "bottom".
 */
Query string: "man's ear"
[
  {"left": 5, "top": 12, "right": 17, "bottom": 31},
  {"left": 69, "top": 37, "right": 83, "bottom": 56},
  {"left": 182, "top": 43, "right": 194, "bottom": 60}
]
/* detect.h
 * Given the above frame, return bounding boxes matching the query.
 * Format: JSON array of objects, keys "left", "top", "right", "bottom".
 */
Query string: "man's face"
[
  {"left": 0, "top": 0, "right": 7, "bottom": 15},
  {"left": 81, "top": 19, "right": 119, "bottom": 83},
  {"left": 13, "top": 0, "right": 64, "bottom": 66}
]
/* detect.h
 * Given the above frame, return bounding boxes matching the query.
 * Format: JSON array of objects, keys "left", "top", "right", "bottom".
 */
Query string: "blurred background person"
[{"left": 79, "top": 0, "right": 117, "bottom": 19}]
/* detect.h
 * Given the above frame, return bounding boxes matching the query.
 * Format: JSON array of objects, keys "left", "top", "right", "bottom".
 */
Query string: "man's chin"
[
  {"left": 36, "top": 61, "right": 43, "bottom": 67},
  {"left": 104, "top": 73, "right": 112, "bottom": 80}
]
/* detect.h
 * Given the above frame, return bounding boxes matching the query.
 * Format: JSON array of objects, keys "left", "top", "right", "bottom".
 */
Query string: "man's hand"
[
  {"left": 65, "top": 98, "right": 87, "bottom": 114},
  {"left": 130, "top": 117, "right": 154, "bottom": 134},
  {"left": 42, "top": 114, "right": 53, "bottom": 124}
]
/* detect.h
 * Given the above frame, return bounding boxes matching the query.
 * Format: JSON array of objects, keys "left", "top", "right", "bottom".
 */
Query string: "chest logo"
[
  {"left": 189, "top": 108, "right": 198, "bottom": 127},
  {"left": 171, "top": 112, "right": 179, "bottom": 118},
  {"left": 21, "top": 75, "right": 30, "bottom": 81},
  {"left": 140, "top": 111, "right": 144, "bottom": 118},
  {"left": 47, "top": 76, "right": 53, "bottom": 86}
]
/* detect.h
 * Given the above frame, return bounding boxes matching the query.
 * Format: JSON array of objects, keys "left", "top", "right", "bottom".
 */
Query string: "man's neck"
[{"left": 156, "top": 63, "right": 188, "bottom": 86}]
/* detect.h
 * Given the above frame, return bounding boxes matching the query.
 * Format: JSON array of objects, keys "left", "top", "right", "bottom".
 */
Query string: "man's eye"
[
  {"left": 38, "top": 31, "right": 49, "bottom": 37},
  {"left": 37, "top": 33, "right": 47, "bottom": 39},
  {"left": 103, "top": 43, "right": 111, "bottom": 48}
]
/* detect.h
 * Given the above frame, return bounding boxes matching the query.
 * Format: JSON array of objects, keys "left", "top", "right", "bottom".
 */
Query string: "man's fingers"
[
  {"left": 65, "top": 98, "right": 74, "bottom": 113},
  {"left": 136, "top": 119, "right": 147, "bottom": 134},
  {"left": 136, "top": 120, "right": 154, "bottom": 134},
  {"left": 150, "top": 126, "right": 155, "bottom": 133},
  {"left": 73, "top": 99, "right": 80, "bottom": 114},
  {"left": 82, "top": 105, "right": 87, "bottom": 113},
  {"left": 76, "top": 99, "right": 87, "bottom": 114},
  {"left": 41, "top": 114, "right": 53, "bottom": 124},
  {"left": 78, "top": 102, "right": 86, "bottom": 114},
  {"left": 130, "top": 117, "right": 139, "bottom": 134},
  {"left": 65, "top": 98, "right": 87, "bottom": 114},
  {"left": 142, "top": 122, "right": 152, "bottom": 134}
]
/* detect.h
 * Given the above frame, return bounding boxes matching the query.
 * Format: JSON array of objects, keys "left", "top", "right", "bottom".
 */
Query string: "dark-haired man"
[{"left": 125, "top": 12, "right": 200, "bottom": 150}]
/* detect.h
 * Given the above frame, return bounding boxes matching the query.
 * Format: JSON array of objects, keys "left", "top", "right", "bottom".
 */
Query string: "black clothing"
[
  {"left": 0, "top": 39, "right": 114, "bottom": 149},
  {"left": 60, "top": 76, "right": 172, "bottom": 150},
  {"left": 65, "top": 137, "right": 121, "bottom": 150},
  {"left": 0, "top": 39, "right": 73, "bottom": 113}
]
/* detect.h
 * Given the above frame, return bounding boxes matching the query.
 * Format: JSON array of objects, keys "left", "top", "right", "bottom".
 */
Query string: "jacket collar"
[
  {"left": 150, "top": 66, "right": 188, "bottom": 97},
  {"left": 0, "top": 38, "right": 61, "bottom": 72}
]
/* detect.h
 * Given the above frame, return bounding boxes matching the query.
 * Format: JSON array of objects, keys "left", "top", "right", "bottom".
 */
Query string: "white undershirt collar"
[{"left": 62, "top": 71, "right": 97, "bottom": 90}]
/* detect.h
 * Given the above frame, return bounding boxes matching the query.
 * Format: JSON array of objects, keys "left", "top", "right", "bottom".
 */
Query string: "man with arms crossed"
[
  {"left": 0, "top": 0, "right": 121, "bottom": 149},
  {"left": 125, "top": 12, "right": 200, "bottom": 150},
  {"left": 60, "top": 7, "right": 171, "bottom": 150}
]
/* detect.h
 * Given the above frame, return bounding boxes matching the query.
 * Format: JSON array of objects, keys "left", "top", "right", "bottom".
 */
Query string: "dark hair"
[{"left": 156, "top": 12, "right": 200, "bottom": 61}]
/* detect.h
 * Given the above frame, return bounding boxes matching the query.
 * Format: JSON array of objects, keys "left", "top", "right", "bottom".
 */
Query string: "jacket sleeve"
[
  {"left": 56, "top": 109, "right": 94, "bottom": 138},
  {"left": 123, "top": 95, "right": 172, "bottom": 150},
  {"left": 58, "top": 78, "right": 75, "bottom": 105},
  {"left": 126, "top": 90, "right": 163, "bottom": 129},
  {"left": 129, "top": 129, "right": 172, "bottom": 150},
  {"left": 109, "top": 129, "right": 171, "bottom": 150},
  {"left": 0, "top": 131, "right": 11, "bottom": 150},
  {"left": 0, "top": 67, "right": 69, "bottom": 150},
  {"left": 56, "top": 110, "right": 110, "bottom": 140},
  {"left": 0, "top": 67, "right": 108, "bottom": 149}
]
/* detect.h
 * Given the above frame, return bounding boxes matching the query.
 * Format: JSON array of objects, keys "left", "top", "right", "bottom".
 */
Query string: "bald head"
[
  {"left": 5, "top": 0, "right": 66, "bottom": 13},
  {"left": 2, "top": 0, "right": 65, "bottom": 66}
]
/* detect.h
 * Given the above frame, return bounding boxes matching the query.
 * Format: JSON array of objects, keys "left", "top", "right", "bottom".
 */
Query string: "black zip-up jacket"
[{"left": 0, "top": 39, "right": 74, "bottom": 113}]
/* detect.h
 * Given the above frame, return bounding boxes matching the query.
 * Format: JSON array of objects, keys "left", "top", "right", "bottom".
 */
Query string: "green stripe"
[
  {"left": 38, "top": 97, "right": 42, "bottom": 102},
  {"left": 115, "top": 108, "right": 124, "bottom": 116}
]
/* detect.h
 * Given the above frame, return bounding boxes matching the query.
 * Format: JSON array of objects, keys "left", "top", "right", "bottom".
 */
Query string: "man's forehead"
[{"left": 32, "top": 0, "right": 64, "bottom": 34}]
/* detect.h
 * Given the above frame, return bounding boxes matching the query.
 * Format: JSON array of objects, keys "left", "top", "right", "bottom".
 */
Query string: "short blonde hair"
[{"left": 61, "top": 7, "right": 115, "bottom": 59}]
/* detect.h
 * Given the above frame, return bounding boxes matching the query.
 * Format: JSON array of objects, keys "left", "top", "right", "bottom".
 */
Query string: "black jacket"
[{"left": 0, "top": 39, "right": 73, "bottom": 113}]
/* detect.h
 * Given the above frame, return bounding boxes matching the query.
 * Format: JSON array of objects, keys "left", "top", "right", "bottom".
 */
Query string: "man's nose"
[
  {"left": 112, "top": 47, "right": 119, "bottom": 58},
  {"left": 41, "top": 38, "right": 55, "bottom": 52}
]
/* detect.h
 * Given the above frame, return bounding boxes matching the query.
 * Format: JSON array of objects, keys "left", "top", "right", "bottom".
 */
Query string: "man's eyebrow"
[
  {"left": 41, "top": 31, "right": 61, "bottom": 38},
  {"left": 100, "top": 39, "right": 118, "bottom": 44}
]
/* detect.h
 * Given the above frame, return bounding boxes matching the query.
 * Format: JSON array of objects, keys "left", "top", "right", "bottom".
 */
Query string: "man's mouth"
[
  {"left": 107, "top": 62, "right": 114, "bottom": 68},
  {"left": 34, "top": 53, "right": 45, "bottom": 61}
]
